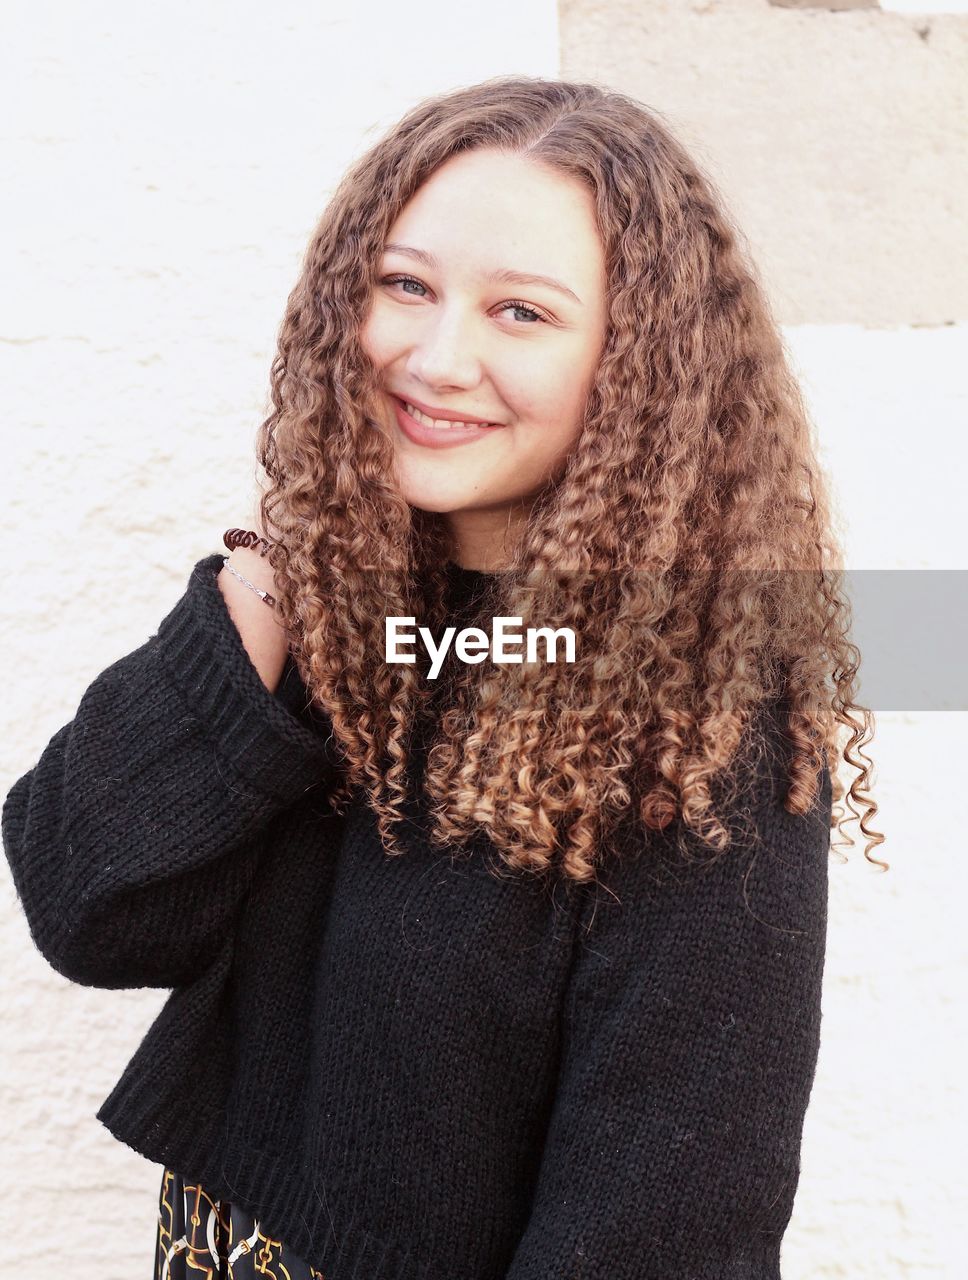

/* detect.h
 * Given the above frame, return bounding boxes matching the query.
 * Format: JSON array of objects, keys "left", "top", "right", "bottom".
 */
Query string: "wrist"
[{"left": 221, "top": 550, "right": 279, "bottom": 607}]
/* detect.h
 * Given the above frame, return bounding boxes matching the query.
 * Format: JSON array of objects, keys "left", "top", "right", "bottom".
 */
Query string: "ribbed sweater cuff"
[{"left": 154, "top": 552, "right": 340, "bottom": 804}]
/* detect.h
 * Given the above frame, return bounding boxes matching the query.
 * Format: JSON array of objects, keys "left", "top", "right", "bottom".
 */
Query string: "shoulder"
[{"left": 586, "top": 694, "right": 832, "bottom": 938}]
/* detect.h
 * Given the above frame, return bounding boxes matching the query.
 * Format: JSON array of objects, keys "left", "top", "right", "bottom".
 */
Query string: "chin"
[
  {"left": 401, "top": 488, "right": 475, "bottom": 515},
  {"left": 392, "top": 467, "right": 476, "bottom": 513}
]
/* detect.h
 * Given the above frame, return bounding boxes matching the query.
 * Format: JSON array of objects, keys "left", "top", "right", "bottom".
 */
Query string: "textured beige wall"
[
  {"left": 558, "top": 2, "right": 968, "bottom": 1277},
  {"left": 562, "top": 0, "right": 967, "bottom": 324},
  {"left": 1, "top": 2, "right": 965, "bottom": 1279}
]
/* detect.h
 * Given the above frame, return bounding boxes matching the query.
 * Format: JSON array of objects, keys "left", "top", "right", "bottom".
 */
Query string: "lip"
[
  {"left": 394, "top": 392, "right": 498, "bottom": 424},
  {"left": 391, "top": 396, "right": 506, "bottom": 450}
]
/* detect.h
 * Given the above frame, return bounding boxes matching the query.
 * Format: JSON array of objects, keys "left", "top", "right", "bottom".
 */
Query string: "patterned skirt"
[{"left": 154, "top": 1166, "right": 325, "bottom": 1279}]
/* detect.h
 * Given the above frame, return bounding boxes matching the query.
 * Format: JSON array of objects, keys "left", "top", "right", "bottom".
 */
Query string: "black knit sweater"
[{"left": 1, "top": 552, "right": 832, "bottom": 1279}]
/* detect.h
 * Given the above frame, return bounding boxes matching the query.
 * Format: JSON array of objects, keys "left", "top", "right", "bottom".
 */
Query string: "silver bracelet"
[{"left": 222, "top": 554, "right": 272, "bottom": 602}]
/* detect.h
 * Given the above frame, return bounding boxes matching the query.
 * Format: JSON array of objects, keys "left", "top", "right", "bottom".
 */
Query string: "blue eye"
[{"left": 379, "top": 274, "right": 548, "bottom": 324}]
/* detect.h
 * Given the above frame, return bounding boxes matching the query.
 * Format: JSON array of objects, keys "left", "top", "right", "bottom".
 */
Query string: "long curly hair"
[{"left": 253, "top": 74, "right": 885, "bottom": 885}]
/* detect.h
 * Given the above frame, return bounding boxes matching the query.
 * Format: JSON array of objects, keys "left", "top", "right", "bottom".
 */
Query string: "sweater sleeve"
[
  {"left": 1, "top": 552, "right": 342, "bottom": 990},
  {"left": 504, "top": 725, "right": 833, "bottom": 1280}
]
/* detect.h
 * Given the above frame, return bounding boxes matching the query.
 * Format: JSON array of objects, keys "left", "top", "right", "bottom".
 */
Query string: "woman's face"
[{"left": 359, "top": 148, "right": 608, "bottom": 570}]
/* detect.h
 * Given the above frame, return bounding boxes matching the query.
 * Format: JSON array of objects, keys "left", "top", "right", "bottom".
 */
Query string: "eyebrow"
[{"left": 382, "top": 242, "right": 583, "bottom": 306}]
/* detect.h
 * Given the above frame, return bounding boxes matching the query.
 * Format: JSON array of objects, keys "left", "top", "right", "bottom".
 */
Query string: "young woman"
[{"left": 2, "top": 76, "right": 884, "bottom": 1279}]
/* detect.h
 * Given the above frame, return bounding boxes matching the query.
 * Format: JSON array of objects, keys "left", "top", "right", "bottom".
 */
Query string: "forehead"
[{"left": 383, "top": 150, "right": 605, "bottom": 298}]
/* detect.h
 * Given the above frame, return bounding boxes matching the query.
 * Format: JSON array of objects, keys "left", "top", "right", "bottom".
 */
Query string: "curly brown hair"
[{"left": 253, "top": 74, "right": 885, "bottom": 884}]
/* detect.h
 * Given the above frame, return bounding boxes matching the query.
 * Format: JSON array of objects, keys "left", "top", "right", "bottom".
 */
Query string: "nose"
[{"left": 405, "top": 305, "right": 483, "bottom": 391}]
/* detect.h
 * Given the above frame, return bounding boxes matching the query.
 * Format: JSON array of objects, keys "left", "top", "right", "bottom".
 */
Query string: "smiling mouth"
[{"left": 392, "top": 396, "right": 504, "bottom": 431}]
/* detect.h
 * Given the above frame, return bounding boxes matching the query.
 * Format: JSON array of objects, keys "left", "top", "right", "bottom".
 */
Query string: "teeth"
[{"left": 405, "top": 402, "right": 495, "bottom": 430}]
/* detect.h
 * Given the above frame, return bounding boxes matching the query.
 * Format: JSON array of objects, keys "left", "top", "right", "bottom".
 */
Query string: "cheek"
[
  {"left": 358, "top": 298, "right": 404, "bottom": 367},
  {"left": 505, "top": 414, "right": 583, "bottom": 489},
  {"left": 357, "top": 312, "right": 381, "bottom": 363},
  {"left": 524, "top": 353, "right": 588, "bottom": 415},
  {"left": 525, "top": 384, "right": 584, "bottom": 444},
  {"left": 524, "top": 390, "right": 586, "bottom": 473}
]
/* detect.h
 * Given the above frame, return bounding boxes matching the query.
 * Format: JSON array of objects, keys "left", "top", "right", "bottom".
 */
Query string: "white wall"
[
  {"left": 559, "top": 1, "right": 968, "bottom": 1272},
  {"left": 0, "top": 6, "right": 558, "bottom": 1279}
]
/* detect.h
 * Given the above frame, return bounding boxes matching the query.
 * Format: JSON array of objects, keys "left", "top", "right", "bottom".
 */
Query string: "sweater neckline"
[
  {"left": 444, "top": 560, "right": 503, "bottom": 578},
  {"left": 441, "top": 560, "right": 504, "bottom": 616}
]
